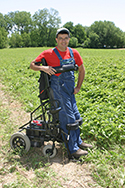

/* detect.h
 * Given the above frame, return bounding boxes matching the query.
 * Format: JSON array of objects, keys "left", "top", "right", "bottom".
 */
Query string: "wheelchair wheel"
[
  {"left": 10, "top": 132, "right": 31, "bottom": 152},
  {"left": 43, "top": 144, "right": 57, "bottom": 158}
]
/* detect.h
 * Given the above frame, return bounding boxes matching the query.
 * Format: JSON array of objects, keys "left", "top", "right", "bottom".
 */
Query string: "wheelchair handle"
[
  {"left": 35, "top": 58, "right": 78, "bottom": 73},
  {"left": 53, "top": 64, "right": 78, "bottom": 73}
]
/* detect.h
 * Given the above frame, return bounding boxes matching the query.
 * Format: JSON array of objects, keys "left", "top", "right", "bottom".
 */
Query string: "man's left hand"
[{"left": 74, "top": 87, "right": 80, "bottom": 94}]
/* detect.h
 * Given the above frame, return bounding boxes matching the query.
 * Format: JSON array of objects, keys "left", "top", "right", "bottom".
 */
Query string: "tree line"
[{"left": 0, "top": 8, "right": 125, "bottom": 49}]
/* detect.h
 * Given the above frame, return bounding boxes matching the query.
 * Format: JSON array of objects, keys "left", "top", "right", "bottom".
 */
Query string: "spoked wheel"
[
  {"left": 10, "top": 132, "right": 31, "bottom": 152},
  {"left": 43, "top": 144, "right": 57, "bottom": 158}
]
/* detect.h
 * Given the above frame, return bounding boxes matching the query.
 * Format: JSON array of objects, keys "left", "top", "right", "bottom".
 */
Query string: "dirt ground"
[{"left": 0, "top": 83, "right": 102, "bottom": 188}]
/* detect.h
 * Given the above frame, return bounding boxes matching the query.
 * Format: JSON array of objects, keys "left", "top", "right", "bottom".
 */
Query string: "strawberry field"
[{"left": 0, "top": 47, "right": 125, "bottom": 187}]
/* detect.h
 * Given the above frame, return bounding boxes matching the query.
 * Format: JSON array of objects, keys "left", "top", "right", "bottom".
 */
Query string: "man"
[{"left": 30, "top": 28, "right": 92, "bottom": 158}]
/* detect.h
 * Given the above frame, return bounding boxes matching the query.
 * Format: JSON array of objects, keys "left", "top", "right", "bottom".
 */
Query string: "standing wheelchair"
[{"left": 10, "top": 58, "right": 83, "bottom": 159}]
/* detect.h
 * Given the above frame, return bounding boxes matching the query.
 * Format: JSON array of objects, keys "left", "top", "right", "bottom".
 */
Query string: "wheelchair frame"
[{"left": 10, "top": 58, "right": 82, "bottom": 159}]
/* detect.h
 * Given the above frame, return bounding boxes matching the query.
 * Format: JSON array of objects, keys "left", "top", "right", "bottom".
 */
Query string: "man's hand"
[
  {"left": 42, "top": 66, "right": 56, "bottom": 75},
  {"left": 74, "top": 87, "right": 80, "bottom": 94},
  {"left": 30, "top": 60, "right": 56, "bottom": 75},
  {"left": 74, "top": 64, "right": 85, "bottom": 94}
]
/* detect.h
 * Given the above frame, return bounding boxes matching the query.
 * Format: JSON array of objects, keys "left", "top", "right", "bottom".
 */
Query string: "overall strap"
[
  {"left": 53, "top": 47, "right": 63, "bottom": 61},
  {"left": 68, "top": 47, "right": 74, "bottom": 58},
  {"left": 53, "top": 47, "right": 74, "bottom": 60}
]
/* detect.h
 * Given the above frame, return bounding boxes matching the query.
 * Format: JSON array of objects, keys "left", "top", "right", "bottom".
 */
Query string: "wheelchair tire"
[
  {"left": 43, "top": 144, "right": 57, "bottom": 158},
  {"left": 10, "top": 132, "right": 31, "bottom": 152}
]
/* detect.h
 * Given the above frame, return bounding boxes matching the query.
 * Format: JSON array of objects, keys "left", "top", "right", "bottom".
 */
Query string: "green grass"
[
  {"left": 0, "top": 101, "right": 61, "bottom": 187},
  {"left": 0, "top": 47, "right": 125, "bottom": 187}
]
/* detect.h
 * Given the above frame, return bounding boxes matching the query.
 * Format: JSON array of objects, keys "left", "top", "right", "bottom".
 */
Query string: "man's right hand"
[
  {"left": 42, "top": 66, "right": 56, "bottom": 75},
  {"left": 30, "top": 60, "right": 56, "bottom": 75}
]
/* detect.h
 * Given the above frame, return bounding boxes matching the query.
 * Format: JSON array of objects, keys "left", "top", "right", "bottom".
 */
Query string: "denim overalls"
[{"left": 50, "top": 47, "right": 82, "bottom": 154}]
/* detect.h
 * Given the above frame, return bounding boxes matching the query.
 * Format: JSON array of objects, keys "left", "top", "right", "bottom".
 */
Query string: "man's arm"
[
  {"left": 74, "top": 64, "right": 85, "bottom": 94},
  {"left": 30, "top": 60, "right": 56, "bottom": 76}
]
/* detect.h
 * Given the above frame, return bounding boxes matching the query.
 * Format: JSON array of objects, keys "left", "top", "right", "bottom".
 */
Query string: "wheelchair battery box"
[
  {"left": 26, "top": 120, "right": 45, "bottom": 147},
  {"left": 26, "top": 120, "right": 45, "bottom": 137}
]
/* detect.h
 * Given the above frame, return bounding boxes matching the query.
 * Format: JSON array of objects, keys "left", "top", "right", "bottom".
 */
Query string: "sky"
[{"left": 0, "top": 0, "right": 125, "bottom": 32}]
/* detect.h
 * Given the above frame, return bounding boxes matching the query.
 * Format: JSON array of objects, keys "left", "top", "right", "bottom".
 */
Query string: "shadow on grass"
[{"left": 7, "top": 142, "right": 69, "bottom": 171}]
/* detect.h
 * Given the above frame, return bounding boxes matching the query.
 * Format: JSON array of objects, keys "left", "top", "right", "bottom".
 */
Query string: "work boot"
[
  {"left": 71, "top": 149, "right": 88, "bottom": 158},
  {"left": 79, "top": 142, "right": 93, "bottom": 150}
]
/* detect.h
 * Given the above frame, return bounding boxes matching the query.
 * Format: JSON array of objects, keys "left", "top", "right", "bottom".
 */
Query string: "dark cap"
[{"left": 56, "top": 28, "right": 70, "bottom": 38}]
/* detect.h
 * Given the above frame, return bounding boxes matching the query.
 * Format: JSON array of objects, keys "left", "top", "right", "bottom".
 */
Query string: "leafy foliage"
[
  {"left": 84, "top": 21, "right": 125, "bottom": 48},
  {"left": 69, "top": 37, "right": 78, "bottom": 47},
  {"left": 76, "top": 49, "right": 125, "bottom": 147},
  {"left": 0, "top": 10, "right": 125, "bottom": 48},
  {"left": 0, "top": 27, "right": 8, "bottom": 48}
]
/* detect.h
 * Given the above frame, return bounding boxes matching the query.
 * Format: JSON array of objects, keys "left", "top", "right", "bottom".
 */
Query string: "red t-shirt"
[{"left": 35, "top": 47, "right": 83, "bottom": 76}]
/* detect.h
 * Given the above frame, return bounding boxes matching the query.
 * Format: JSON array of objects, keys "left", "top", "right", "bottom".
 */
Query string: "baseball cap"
[{"left": 56, "top": 28, "right": 70, "bottom": 38}]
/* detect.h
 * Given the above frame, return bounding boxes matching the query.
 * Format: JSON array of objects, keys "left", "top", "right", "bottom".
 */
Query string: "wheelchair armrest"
[
  {"left": 66, "top": 121, "right": 79, "bottom": 131},
  {"left": 75, "top": 117, "right": 83, "bottom": 126},
  {"left": 53, "top": 64, "right": 78, "bottom": 73},
  {"left": 35, "top": 58, "right": 78, "bottom": 73}
]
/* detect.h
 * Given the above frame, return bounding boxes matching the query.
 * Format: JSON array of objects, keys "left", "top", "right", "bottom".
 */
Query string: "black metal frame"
[
  {"left": 15, "top": 58, "right": 82, "bottom": 159},
  {"left": 18, "top": 94, "right": 73, "bottom": 158}
]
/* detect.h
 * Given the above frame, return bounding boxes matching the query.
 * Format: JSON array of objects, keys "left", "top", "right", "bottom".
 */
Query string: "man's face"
[{"left": 56, "top": 34, "right": 70, "bottom": 51}]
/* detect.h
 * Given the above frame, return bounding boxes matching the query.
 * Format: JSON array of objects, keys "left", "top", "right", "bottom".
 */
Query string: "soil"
[{"left": 0, "top": 83, "right": 102, "bottom": 188}]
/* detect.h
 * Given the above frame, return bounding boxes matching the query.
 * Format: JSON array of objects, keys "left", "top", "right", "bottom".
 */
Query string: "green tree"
[
  {"left": 32, "top": 8, "right": 61, "bottom": 47},
  {"left": 89, "top": 32, "right": 100, "bottom": 48},
  {"left": 123, "top": 32, "right": 125, "bottom": 47},
  {"left": 47, "top": 8, "right": 61, "bottom": 46},
  {"left": 9, "top": 33, "right": 16, "bottom": 48},
  {"left": 63, "top": 22, "right": 74, "bottom": 37},
  {"left": 88, "top": 21, "right": 124, "bottom": 48},
  {"left": 30, "top": 28, "right": 40, "bottom": 47},
  {"left": 4, "top": 13, "right": 14, "bottom": 32},
  {"left": 32, "top": 8, "right": 49, "bottom": 46},
  {"left": 74, "top": 24, "right": 86, "bottom": 44},
  {"left": 46, "top": 28, "right": 57, "bottom": 46},
  {"left": 84, "top": 38, "right": 91, "bottom": 48},
  {"left": 15, "top": 33, "right": 23, "bottom": 47},
  {"left": 63, "top": 22, "right": 86, "bottom": 45},
  {"left": 13, "top": 11, "right": 32, "bottom": 34},
  {"left": 0, "top": 27, "right": 8, "bottom": 48},
  {"left": 0, "top": 13, "right": 6, "bottom": 28},
  {"left": 89, "top": 21, "right": 106, "bottom": 48},
  {"left": 113, "top": 27, "right": 125, "bottom": 48},
  {"left": 21, "top": 32, "right": 31, "bottom": 47},
  {"left": 69, "top": 37, "right": 78, "bottom": 48},
  {"left": 9, "top": 32, "right": 23, "bottom": 48}
]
